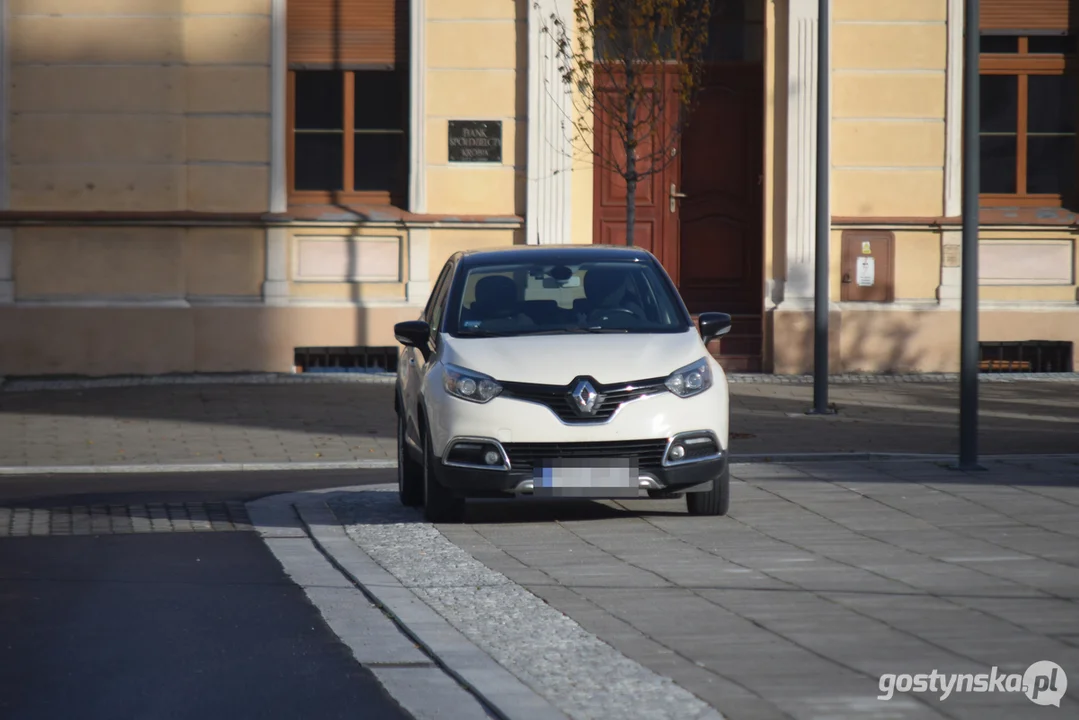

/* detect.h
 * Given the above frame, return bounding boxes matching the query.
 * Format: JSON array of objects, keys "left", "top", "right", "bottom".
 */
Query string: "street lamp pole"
[
  {"left": 811, "top": 0, "right": 831, "bottom": 415},
  {"left": 959, "top": 0, "right": 981, "bottom": 469}
]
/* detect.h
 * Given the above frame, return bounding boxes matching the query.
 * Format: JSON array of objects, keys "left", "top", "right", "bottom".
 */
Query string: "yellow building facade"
[{"left": 0, "top": 0, "right": 1075, "bottom": 376}]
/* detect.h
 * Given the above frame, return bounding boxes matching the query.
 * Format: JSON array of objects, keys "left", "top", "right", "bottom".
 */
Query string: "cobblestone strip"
[
  {"left": 330, "top": 489, "right": 719, "bottom": 720},
  {"left": 0, "top": 503, "right": 254, "bottom": 537}
]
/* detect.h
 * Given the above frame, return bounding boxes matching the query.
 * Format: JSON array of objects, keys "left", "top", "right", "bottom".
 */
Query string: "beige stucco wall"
[
  {"left": 12, "top": 226, "right": 265, "bottom": 300},
  {"left": 0, "top": 305, "right": 420, "bottom": 376},
  {"left": 426, "top": 228, "right": 520, "bottom": 281},
  {"left": 424, "top": 0, "right": 525, "bottom": 216},
  {"left": 831, "top": 0, "right": 946, "bottom": 218},
  {"left": 8, "top": 0, "right": 272, "bottom": 213},
  {"left": 772, "top": 308, "right": 1079, "bottom": 374}
]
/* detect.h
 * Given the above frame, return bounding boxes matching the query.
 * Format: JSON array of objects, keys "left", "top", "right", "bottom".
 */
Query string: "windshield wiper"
[
  {"left": 517, "top": 327, "right": 631, "bottom": 336},
  {"left": 455, "top": 330, "right": 503, "bottom": 337}
]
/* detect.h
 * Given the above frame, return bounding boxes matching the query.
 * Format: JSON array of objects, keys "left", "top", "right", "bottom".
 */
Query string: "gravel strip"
[{"left": 329, "top": 488, "right": 717, "bottom": 720}]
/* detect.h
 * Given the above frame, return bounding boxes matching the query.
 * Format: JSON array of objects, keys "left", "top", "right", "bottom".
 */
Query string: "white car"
[{"left": 394, "top": 245, "right": 732, "bottom": 523}]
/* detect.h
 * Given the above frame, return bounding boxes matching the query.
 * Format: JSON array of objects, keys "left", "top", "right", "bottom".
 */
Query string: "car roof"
[{"left": 455, "top": 244, "right": 655, "bottom": 268}]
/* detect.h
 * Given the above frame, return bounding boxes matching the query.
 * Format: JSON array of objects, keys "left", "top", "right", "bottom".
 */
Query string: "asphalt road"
[
  {"left": 0, "top": 468, "right": 397, "bottom": 507},
  {"left": 0, "top": 470, "right": 413, "bottom": 720}
]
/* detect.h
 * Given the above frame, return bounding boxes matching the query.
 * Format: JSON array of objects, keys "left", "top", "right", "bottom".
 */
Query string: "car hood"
[{"left": 439, "top": 329, "right": 708, "bottom": 386}]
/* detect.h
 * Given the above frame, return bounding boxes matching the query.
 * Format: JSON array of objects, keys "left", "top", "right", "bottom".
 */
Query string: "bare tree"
[{"left": 545, "top": 0, "right": 712, "bottom": 246}]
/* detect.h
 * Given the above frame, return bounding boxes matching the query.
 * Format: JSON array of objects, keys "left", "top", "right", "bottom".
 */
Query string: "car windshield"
[{"left": 446, "top": 259, "right": 689, "bottom": 337}]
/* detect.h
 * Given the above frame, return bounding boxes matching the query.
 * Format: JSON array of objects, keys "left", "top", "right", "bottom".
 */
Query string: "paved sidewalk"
[
  {"left": 328, "top": 458, "right": 1079, "bottom": 720},
  {"left": 1, "top": 379, "right": 1078, "bottom": 469}
]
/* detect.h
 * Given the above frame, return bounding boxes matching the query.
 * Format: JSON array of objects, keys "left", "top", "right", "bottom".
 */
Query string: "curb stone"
[
  {"left": 247, "top": 488, "right": 572, "bottom": 720},
  {"left": 0, "top": 460, "right": 397, "bottom": 476}
]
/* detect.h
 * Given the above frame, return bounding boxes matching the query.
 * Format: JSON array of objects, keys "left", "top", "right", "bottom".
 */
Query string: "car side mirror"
[
  {"left": 698, "top": 312, "right": 732, "bottom": 343},
  {"left": 394, "top": 320, "right": 432, "bottom": 360}
]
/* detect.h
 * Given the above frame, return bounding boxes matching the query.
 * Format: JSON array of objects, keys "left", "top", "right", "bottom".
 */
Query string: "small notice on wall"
[
  {"left": 448, "top": 121, "right": 502, "bottom": 163},
  {"left": 856, "top": 256, "right": 875, "bottom": 287}
]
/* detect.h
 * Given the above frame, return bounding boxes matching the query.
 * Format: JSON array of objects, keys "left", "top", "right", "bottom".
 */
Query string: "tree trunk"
[{"left": 624, "top": 88, "right": 637, "bottom": 247}]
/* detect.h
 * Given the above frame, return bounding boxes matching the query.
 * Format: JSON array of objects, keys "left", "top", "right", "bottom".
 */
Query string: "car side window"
[
  {"left": 424, "top": 263, "right": 453, "bottom": 326},
  {"left": 428, "top": 262, "right": 456, "bottom": 334}
]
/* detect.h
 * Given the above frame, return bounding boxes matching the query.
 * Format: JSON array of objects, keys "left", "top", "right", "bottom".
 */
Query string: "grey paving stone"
[{"left": 370, "top": 667, "right": 496, "bottom": 720}]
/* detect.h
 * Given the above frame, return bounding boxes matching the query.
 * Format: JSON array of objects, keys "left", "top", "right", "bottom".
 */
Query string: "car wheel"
[
  {"left": 397, "top": 411, "right": 424, "bottom": 507},
  {"left": 685, "top": 465, "right": 730, "bottom": 517},
  {"left": 422, "top": 427, "right": 465, "bottom": 523}
]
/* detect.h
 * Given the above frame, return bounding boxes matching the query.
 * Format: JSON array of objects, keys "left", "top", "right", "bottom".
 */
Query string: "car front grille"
[
  {"left": 501, "top": 439, "right": 668, "bottom": 472},
  {"left": 500, "top": 377, "right": 668, "bottom": 423}
]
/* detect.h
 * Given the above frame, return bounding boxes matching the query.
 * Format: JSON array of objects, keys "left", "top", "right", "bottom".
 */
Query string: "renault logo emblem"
[{"left": 571, "top": 379, "right": 600, "bottom": 415}]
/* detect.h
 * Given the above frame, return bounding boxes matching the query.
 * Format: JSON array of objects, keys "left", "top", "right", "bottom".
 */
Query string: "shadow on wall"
[
  {"left": 514, "top": 0, "right": 530, "bottom": 219},
  {"left": 8, "top": 9, "right": 273, "bottom": 212},
  {"left": 769, "top": 4, "right": 790, "bottom": 309},
  {"left": 839, "top": 311, "right": 929, "bottom": 374},
  {"left": 773, "top": 309, "right": 964, "bottom": 374}
]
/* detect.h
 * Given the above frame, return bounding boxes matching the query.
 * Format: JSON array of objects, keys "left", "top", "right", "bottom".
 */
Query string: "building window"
[
  {"left": 289, "top": 69, "right": 407, "bottom": 202},
  {"left": 980, "top": 32, "right": 1077, "bottom": 206},
  {"left": 286, "top": 0, "right": 409, "bottom": 207}
]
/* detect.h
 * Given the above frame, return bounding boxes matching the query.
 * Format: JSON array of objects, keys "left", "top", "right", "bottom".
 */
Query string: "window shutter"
[
  {"left": 981, "top": 0, "right": 1072, "bottom": 32},
  {"left": 287, "top": 0, "right": 407, "bottom": 69}
]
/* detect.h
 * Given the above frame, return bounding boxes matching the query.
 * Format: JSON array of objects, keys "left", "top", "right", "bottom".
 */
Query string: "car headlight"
[
  {"left": 442, "top": 364, "right": 503, "bottom": 403},
  {"left": 665, "top": 357, "right": 713, "bottom": 398}
]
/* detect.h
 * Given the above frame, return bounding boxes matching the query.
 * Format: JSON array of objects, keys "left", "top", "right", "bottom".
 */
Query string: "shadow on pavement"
[{"left": 0, "top": 469, "right": 398, "bottom": 508}]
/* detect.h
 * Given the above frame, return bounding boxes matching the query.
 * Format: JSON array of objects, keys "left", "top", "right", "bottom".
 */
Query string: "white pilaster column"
[
  {"left": 526, "top": 0, "right": 574, "bottom": 244},
  {"left": 0, "top": 229, "right": 13, "bottom": 304},
  {"left": 263, "top": 227, "right": 290, "bottom": 304},
  {"left": 938, "top": 0, "right": 964, "bottom": 308},
  {"left": 406, "top": 229, "right": 431, "bottom": 305},
  {"left": 781, "top": 0, "right": 822, "bottom": 307},
  {"left": 270, "top": 0, "right": 287, "bottom": 213},
  {"left": 409, "top": 0, "right": 427, "bottom": 213}
]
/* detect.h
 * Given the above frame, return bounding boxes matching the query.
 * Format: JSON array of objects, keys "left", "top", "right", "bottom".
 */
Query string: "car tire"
[
  {"left": 685, "top": 465, "right": 730, "bottom": 516},
  {"left": 397, "top": 411, "right": 424, "bottom": 507},
  {"left": 422, "top": 427, "right": 465, "bottom": 523}
]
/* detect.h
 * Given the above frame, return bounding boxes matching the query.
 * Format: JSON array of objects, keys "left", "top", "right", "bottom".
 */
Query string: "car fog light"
[
  {"left": 670, "top": 445, "right": 686, "bottom": 460},
  {"left": 484, "top": 450, "right": 501, "bottom": 466}
]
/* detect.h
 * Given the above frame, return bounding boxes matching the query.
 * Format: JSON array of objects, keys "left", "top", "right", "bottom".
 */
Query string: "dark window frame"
[
  {"left": 980, "top": 32, "right": 1076, "bottom": 207},
  {"left": 286, "top": 69, "right": 409, "bottom": 208}
]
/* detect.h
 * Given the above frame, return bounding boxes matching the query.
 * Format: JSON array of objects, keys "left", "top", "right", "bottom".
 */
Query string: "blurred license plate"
[{"left": 533, "top": 459, "right": 640, "bottom": 498}]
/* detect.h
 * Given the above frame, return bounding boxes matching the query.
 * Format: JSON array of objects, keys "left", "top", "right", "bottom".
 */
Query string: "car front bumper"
[
  {"left": 421, "top": 366, "right": 730, "bottom": 499},
  {"left": 431, "top": 444, "right": 726, "bottom": 498}
]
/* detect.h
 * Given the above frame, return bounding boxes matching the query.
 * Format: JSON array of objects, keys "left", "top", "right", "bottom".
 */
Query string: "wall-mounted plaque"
[{"left": 448, "top": 120, "right": 502, "bottom": 163}]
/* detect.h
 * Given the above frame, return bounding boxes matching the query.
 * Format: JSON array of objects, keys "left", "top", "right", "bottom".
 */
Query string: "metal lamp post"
[
  {"left": 959, "top": 0, "right": 981, "bottom": 470},
  {"left": 810, "top": 0, "right": 832, "bottom": 415}
]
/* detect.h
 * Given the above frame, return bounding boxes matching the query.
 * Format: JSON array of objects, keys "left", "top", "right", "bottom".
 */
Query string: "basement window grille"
[
  {"left": 978, "top": 341, "right": 1073, "bottom": 373},
  {"left": 293, "top": 346, "right": 398, "bottom": 374}
]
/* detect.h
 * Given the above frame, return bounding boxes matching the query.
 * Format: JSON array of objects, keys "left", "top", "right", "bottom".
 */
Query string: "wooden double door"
[{"left": 593, "top": 64, "right": 764, "bottom": 320}]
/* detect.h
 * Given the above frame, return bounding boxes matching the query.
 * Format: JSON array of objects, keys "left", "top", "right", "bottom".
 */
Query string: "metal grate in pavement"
[{"left": 0, "top": 501, "right": 253, "bottom": 536}]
